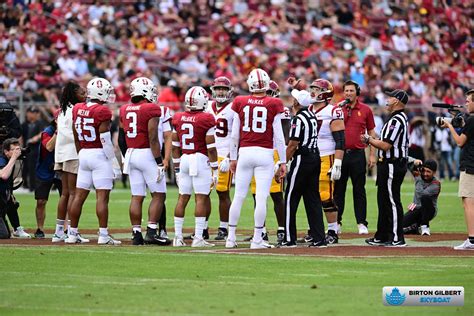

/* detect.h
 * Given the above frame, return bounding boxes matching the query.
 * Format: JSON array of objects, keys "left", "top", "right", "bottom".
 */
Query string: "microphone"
[
  {"left": 432, "top": 103, "right": 464, "bottom": 109},
  {"left": 338, "top": 98, "right": 351, "bottom": 107}
]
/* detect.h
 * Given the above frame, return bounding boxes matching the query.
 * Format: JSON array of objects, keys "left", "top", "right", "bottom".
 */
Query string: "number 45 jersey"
[
  {"left": 119, "top": 102, "right": 162, "bottom": 148},
  {"left": 72, "top": 102, "right": 112, "bottom": 148},
  {"left": 207, "top": 101, "right": 234, "bottom": 158}
]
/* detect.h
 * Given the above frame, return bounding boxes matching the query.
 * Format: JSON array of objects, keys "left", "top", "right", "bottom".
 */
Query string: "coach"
[
  {"left": 283, "top": 89, "right": 326, "bottom": 248},
  {"left": 362, "top": 89, "right": 409, "bottom": 247},
  {"left": 335, "top": 80, "right": 377, "bottom": 234}
]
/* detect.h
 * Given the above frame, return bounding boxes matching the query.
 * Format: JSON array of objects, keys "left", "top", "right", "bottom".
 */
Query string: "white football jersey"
[
  {"left": 207, "top": 100, "right": 233, "bottom": 157},
  {"left": 310, "top": 104, "right": 344, "bottom": 157},
  {"left": 158, "top": 105, "right": 172, "bottom": 148}
]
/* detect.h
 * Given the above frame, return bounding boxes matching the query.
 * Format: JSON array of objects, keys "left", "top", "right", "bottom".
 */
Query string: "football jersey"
[
  {"left": 310, "top": 104, "right": 344, "bottom": 156},
  {"left": 172, "top": 111, "right": 216, "bottom": 155},
  {"left": 119, "top": 102, "right": 161, "bottom": 149},
  {"left": 231, "top": 95, "right": 284, "bottom": 149},
  {"left": 207, "top": 100, "right": 234, "bottom": 157},
  {"left": 72, "top": 102, "right": 112, "bottom": 149},
  {"left": 158, "top": 105, "right": 172, "bottom": 148}
]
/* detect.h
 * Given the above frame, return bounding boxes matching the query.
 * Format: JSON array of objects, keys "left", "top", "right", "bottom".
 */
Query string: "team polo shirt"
[{"left": 341, "top": 100, "right": 376, "bottom": 150}]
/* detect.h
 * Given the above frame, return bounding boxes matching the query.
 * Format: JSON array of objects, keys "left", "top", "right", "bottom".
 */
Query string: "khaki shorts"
[
  {"left": 458, "top": 171, "right": 474, "bottom": 198},
  {"left": 54, "top": 159, "right": 79, "bottom": 174}
]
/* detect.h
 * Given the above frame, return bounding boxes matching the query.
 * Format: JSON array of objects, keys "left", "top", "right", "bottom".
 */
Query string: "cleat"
[
  {"left": 214, "top": 227, "right": 228, "bottom": 240},
  {"left": 52, "top": 233, "right": 67, "bottom": 243},
  {"left": 159, "top": 229, "right": 169, "bottom": 239},
  {"left": 203, "top": 228, "right": 209, "bottom": 240},
  {"left": 191, "top": 238, "right": 215, "bottom": 247},
  {"left": 183, "top": 234, "right": 194, "bottom": 240},
  {"left": 34, "top": 229, "right": 45, "bottom": 239},
  {"left": 13, "top": 226, "right": 30, "bottom": 238},
  {"left": 308, "top": 240, "right": 328, "bottom": 248},
  {"left": 173, "top": 237, "right": 186, "bottom": 247},
  {"left": 244, "top": 232, "right": 268, "bottom": 242},
  {"left": 65, "top": 233, "right": 90, "bottom": 244},
  {"left": 144, "top": 227, "right": 171, "bottom": 245},
  {"left": 250, "top": 240, "right": 274, "bottom": 249},
  {"left": 225, "top": 240, "right": 238, "bottom": 248},
  {"left": 358, "top": 224, "right": 369, "bottom": 235},
  {"left": 454, "top": 239, "right": 474, "bottom": 250},
  {"left": 132, "top": 231, "right": 144, "bottom": 245},
  {"left": 385, "top": 240, "right": 407, "bottom": 247},
  {"left": 298, "top": 232, "right": 313, "bottom": 243},
  {"left": 98, "top": 235, "right": 121, "bottom": 245},
  {"left": 276, "top": 229, "right": 285, "bottom": 244},
  {"left": 278, "top": 241, "right": 297, "bottom": 248},
  {"left": 420, "top": 225, "right": 431, "bottom": 236},
  {"left": 325, "top": 230, "right": 339, "bottom": 244},
  {"left": 365, "top": 237, "right": 385, "bottom": 246}
]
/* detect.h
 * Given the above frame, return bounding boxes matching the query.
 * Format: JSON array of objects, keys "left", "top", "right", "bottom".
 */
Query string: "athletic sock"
[
  {"left": 469, "top": 236, "right": 474, "bottom": 244},
  {"left": 55, "top": 219, "right": 65, "bottom": 236},
  {"left": 195, "top": 217, "right": 206, "bottom": 240},
  {"left": 99, "top": 227, "right": 108, "bottom": 237},
  {"left": 228, "top": 225, "right": 237, "bottom": 242},
  {"left": 69, "top": 227, "right": 78, "bottom": 236},
  {"left": 278, "top": 226, "right": 285, "bottom": 231},
  {"left": 147, "top": 223, "right": 157, "bottom": 230},
  {"left": 253, "top": 226, "right": 264, "bottom": 243},
  {"left": 328, "top": 222, "right": 338, "bottom": 233},
  {"left": 132, "top": 225, "right": 141, "bottom": 233},
  {"left": 174, "top": 217, "right": 184, "bottom": 238},
  {"left": 219, "top": 221, "right": 228, "bottom": 229}
]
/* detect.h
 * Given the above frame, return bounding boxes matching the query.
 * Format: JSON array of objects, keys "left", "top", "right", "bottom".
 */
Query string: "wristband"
[
  {"left": 172, "top": 158, "right": 181, "bottom": 164},
  {"left": 209, "top": 161, "right": 218, "bottom": 169},
  {"left": 155, "top": 156, "right": 163, "bottom": 165},
  {"left": 174, "top": 167, "right": 180, "bottom": 173}
]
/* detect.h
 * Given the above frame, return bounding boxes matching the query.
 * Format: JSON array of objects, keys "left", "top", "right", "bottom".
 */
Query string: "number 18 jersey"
[
  {"left": 207, "top": 101, "right": 233, "bottom": 157},
  {"left": 119, "top": 102, "right": 162, "bottom": 148},
  {"left": 72, "top": 102, "right": 112, "bottom": 149}
]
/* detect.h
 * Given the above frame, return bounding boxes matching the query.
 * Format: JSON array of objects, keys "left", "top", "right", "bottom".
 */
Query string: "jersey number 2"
[
  {"left": 181, "top": 123, "right": 194, "bottom": 150},
  {"left": 242, "top": 106, "right": 267, "bottom": 133},
  {"left": 74, "top": 117, "right": 96, "bottom": 142}
]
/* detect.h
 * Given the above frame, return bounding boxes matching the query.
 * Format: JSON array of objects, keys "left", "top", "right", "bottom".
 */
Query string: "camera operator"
[
  {"left": 0, "top": 138, "right": 30, "bottom": 239},
  {"left": 442, "top": 89, "right": 474, "bottom": 250},
  {"left": 403, "top": 159, "right": 440, "bottom": 236}
]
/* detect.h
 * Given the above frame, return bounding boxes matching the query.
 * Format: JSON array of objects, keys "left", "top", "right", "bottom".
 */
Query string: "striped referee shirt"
[
  {"left": 289, "top": 108, "right": 318, "bottom": 153},
  {"left": 379, "top": 110, "right": 409, "bottom": 159}
]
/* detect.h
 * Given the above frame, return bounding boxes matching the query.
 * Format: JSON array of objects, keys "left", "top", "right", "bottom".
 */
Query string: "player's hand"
[
  {"left": 113, "top": 166, "right": 122, "bottom": 179},
  {"left": 276, "top": 163, "right": 287, "bottom": 183},
  {"left": 414, "top": 159, "right": 423, "bottom": 166},
  {"left": 219, "top": 157, "right": 230, "bottom": 172},
  {"left": 368, "top": 155, "right": 376, "bottom": 169},
  {"left": 157, "top": 164, "right": 166, "bottom": 182},
  {"left": 230, "top": 160, "right": 237, "bottom": 174},
  {"left": 330, "top": 159, "right": 342, "bottom": 181},
  {"left": 163, "top": 159, "right": 170, "bottom": 171}
]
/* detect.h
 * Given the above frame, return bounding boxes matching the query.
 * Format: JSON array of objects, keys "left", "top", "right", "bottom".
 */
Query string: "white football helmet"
[
  {"left": 86, "top": 78, "right": 115, "bottom": 103},
  {"left": 130, "top": 77, "right": 157, "bottom": 102},
  {"left": 246, "top": 68, "right": 270, "bottom": 93},
  {"left": 184, "top": 86, "right": 209, "bottom": 111}
]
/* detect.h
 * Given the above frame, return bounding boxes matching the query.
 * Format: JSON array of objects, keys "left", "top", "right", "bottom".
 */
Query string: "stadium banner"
[{"left": 383, "top": 286, "right": 464, "bottom": 306}]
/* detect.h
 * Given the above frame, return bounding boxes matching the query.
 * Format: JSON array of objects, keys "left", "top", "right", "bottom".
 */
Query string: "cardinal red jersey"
[
  {"left": 72, "top": 102, "right": 112, "bottom": 149},
  {"left": 172, "top": 111, "right": 216, "bottom": 155},
  {"left": 119, "top": 102, "right": 162, "bottom": 148},
  {"left": 231, "top": 95, "right": 284, "bottom": 149}
]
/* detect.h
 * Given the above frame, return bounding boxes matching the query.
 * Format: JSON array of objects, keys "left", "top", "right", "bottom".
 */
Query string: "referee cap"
[
  {"left": 291, "top": 89, "right": 313, "bottom": 108},
  {"left": 385, "top": 89, "right": 409, "bottom": 105}
]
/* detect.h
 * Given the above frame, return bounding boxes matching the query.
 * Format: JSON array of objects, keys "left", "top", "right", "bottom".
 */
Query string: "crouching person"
[{"left": 403, "top": 159, "right": 440, "bottom": 236}]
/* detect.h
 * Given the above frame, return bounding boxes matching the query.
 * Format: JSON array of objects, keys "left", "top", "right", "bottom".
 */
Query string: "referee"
[
  {"left": 283, "top": 89, "right": 326, "bottom": 248},
  {"left": 361, "top": 89, "right": 409, "bottom": 247}
]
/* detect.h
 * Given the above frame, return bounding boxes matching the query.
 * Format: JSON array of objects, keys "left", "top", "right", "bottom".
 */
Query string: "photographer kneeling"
[
  {"left": 403, "top": 159, "right": 440, "bottom": 236},
  {"left": 442, "top": 89, "right": 474, "bottom": 250},
  {"left": 0, "top": 138, "right": 29, "bottom": 239}
]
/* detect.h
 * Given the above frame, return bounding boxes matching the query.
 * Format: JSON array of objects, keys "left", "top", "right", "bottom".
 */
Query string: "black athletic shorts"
[{"left": 34, "top": 178, "right": 62, "bottom": 200}]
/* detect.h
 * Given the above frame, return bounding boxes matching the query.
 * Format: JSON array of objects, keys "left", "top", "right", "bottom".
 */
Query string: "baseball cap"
[
  {"left": 291, "top": 89, "right": 313, "bottom": 108},
  {"left": 385, "top": 89, "right": 409, "bottom": 105},
  {"left": 423, "top": 159, "right": 437, "bottom": 172}
]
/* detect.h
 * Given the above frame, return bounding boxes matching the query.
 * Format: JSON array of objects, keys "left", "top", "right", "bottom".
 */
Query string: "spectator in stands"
[{"left": 435, "top": 126, "right": 455, "bottom": 180}]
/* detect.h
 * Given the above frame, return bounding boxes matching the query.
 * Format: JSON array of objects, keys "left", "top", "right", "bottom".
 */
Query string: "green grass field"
[{"left": 1, "top": 179, "right": 473, "bottom": 315}]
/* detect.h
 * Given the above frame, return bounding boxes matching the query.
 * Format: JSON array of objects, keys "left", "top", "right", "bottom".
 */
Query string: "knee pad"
[{"left": 322, "top": 199, "right": 338, "bottom": 213}]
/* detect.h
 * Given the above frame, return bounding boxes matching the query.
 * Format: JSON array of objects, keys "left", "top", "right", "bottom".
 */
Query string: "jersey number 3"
[
  {"left": 126, "top": 112, "right": 138, "bottom": 138},
  {"left": 242, "top": 106, "right": 267, "bottom": 133},
  {"left": 75, "top": 117, "right": 96, "bottom": 142}
]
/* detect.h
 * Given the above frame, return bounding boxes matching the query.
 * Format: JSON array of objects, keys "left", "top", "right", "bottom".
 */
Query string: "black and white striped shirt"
[
  {"left": 289, "top": 108, "right": 318, "bottom": 153},
  {"left": 379, "top": 110, "right": 409, "bottom": 159}
]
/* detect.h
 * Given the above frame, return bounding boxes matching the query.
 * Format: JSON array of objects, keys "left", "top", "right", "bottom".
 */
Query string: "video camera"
[
  {"left": 0, "top": 102, "right": 22, "bottom": 144},
  {"left": 432, "top": 103, "right": 465, "bottom": 128}
]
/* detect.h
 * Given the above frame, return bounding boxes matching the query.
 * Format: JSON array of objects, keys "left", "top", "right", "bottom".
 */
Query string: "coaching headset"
[{"left": 343, "top": 80, "right": 360, "bottom": 96}]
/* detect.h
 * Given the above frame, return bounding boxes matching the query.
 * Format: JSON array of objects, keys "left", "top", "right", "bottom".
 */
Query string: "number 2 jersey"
[
  {"left": 207, "top": 101, "right": 233, "bottom": 158},
  {"left": 231, "top": 95, "right": 284, "bottom": 149},
  {"left": 309, "top": 103, "right": 344, "bottom": 157},
  {"left": 72, "top": 102, "right": 112, "bottom": 149},
  {"left": 119, "top": 102, "right": 162, "bottom": 148},
  {"left": 172, "top": 111, "right": 216, "bottom": 155}
]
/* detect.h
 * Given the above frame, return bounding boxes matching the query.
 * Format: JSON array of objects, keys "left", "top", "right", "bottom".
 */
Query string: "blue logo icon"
[{"left": 386, "top": 288, "right": 406, "bottom": 306}]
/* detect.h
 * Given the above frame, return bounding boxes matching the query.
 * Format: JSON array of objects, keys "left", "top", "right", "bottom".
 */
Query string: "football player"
[
  {"left": 207, "top": 76, "right": 234, "bottom": 241},
  {"left": 118, "top": 77, "right": 169, "bottom": 246},
  {"left": 172, "top": 86, "right": 218, "bottom": 248},
  {"left": 247, "top": 80, "right": 290, "bottom": 243},
  {"left": 66, "top": 78, "right": 122, "bottom": 245},
  {"left": 293, "top": 78, "right": 345, "bottom": 244},
  {"left": 226, "top": 69, "right": 287, "bottom": 249}
]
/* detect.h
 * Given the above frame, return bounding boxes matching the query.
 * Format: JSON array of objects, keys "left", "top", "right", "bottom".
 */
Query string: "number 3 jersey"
[
  {"left": 231, "top": 95, "right": 284, "bottom": 149},
  {"left": 119, "top": 102, "right": 162, "bottom": 148},
  {"left": 309, "top": 104, "right": 344, "bottom": 157},
  {"left": 207, "top": 101, "right": 233, "bottom": 158},
  {"left": 72, "top": 102, "right": 112, "bottom": 149},
  {"left": 172, "top": 111, "right": 216, "bottom": 155}
]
